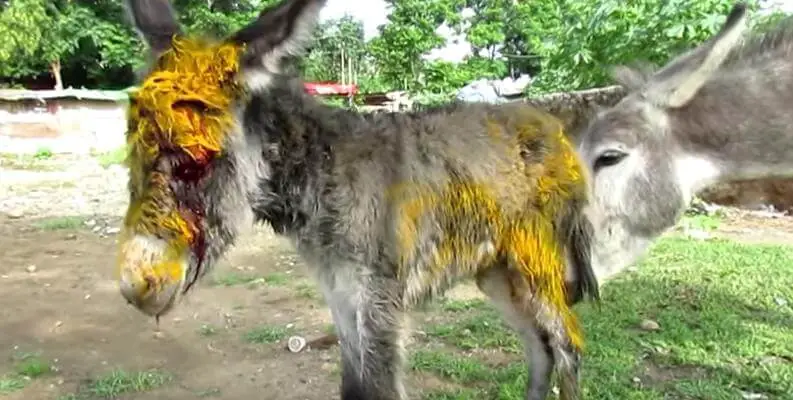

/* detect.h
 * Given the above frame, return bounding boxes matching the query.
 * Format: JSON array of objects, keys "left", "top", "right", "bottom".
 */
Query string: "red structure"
[{"left": 303, "top": 82, "right": 358, "bottom": 96}]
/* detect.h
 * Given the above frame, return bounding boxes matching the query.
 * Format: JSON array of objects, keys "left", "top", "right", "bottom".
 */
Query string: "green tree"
[
  {"left": 368, "top": 0, "right": 464, "bottom": 91},
  {"left": 523, "top": 0, "right": 772, "bottom": 94}
]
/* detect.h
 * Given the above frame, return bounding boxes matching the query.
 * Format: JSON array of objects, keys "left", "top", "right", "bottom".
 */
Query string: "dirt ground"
[{"left": 1, "top": 205, "right": 793, "bottom": 399}]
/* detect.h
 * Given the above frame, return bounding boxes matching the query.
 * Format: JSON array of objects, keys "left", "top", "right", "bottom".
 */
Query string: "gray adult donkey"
[
  {"left": 577, "top": 2, "right": 788, "bottom": 282},
  {"left": 115, "top": 0, "right": 600, "bottom": 399}
]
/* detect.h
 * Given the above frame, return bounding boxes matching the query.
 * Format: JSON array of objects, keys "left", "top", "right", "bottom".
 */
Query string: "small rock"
[
  {"left": 639, "top": 319, "right": 661, "bottom": 331},
  {"left": 287, "top": 335, "right": 307, "bottom": 353},
  {"left": 631, "top": 376, "right": 641, "bottom": 384},
  {"left": 64, "top": 233, "right": 77, "bottom": 240},
  {"left": 105, "top": 227, "right": 120, "bottom": 234},
  {"left": 6, "top": 210, "right": 24, "bottom": 219},
  {"left": 84, "top": 294, "right": 91, "bottom": 300},
  {"left": 26, "top": 265, "right": 37, "bottom": 273},
  {"left": 153, "top": 330, "right": 166, "bottom": 339},
  {"left": 85, "top": 219, "right": 96, "bottom": 227}
]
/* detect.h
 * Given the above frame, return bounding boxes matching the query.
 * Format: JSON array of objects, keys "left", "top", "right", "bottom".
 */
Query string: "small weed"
[
  {"left": 0, "top": 376, "right": 25, "bottom": 394},
  {"left": 263, "top": 272, "right": 290, "bottom": 286},
  {"left": 681, "top": 214, "right": 722, "bottom": 231},
  {"left": 33, "top": 147, "right": 54, "bottom": 160},
  {"left": 295, "top": 282, "right": 319, "bottom": 299},
  {"left": 32, "top": 216, "right": 86, "bottom": 231},
  {"left": 210, "top": 272, "right": 262, "bottom": 287},
  {"left": 195, "top": 387, "right": 222, "bottom": 397},
  {"left": 95, "top": 146, "right": 127, "bottom": 168},
  {"left": 14, "top": 355, "right": 52, "bottom": 378},
  {"left": 198, "top": 324, "right": 218, "bottom": 336},
  {"left": 83, "top": 368, "right": 171, "bottom": 398},
  {"left": 439, "top": 299, "right": 487, "bottom": 313},
  {"left": 244, "top": 324, "right": 294, "bottom": 344}
]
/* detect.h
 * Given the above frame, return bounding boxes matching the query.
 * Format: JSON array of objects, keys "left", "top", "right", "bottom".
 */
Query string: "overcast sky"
[{"left": 318, "top": 0, "right": 793, "bottom": 63}]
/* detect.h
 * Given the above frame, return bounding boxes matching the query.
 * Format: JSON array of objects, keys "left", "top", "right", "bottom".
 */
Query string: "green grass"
[
  {"left": 33, "top": 147, "right": 54, "bottom": 160},
  {"left": 680, "top": 213, "right": 723, "bottom": 231},
  {"left": 95, "top": 146, "right": 127, "bottom": 168},
  {"left": 412, "top": 237, "right": 793, "bottom": 399},
  {"left": 0, "top": 353, "right": 54, "bottom": 394},
  {"left": 210, "top": 271, "right": 291, "bottom": 288},
  {"left": 60, "top": 369, "right": 171, "bottom": 399},
  {"left": 0, "top": 376, "right": 25, "bottom": 394},
  {"left": 32, "top": 216, "right": 86, "bottom": 231},
  {"left": 209, "top": 272, "right": 262, "bottom": 287},
  {"left": 244, "top": 324, "right": 294, "bottom": 344}
]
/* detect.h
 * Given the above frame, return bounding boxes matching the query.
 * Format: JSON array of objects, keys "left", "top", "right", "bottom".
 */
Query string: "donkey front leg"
[
  {"left": 319, "top": 266, "right": 408, "bottom": 400},
  {"left": 476, "top": 266, "right": 582, "bottom": 400}
]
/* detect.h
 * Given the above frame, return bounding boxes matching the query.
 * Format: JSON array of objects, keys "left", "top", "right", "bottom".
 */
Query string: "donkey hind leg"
[
  {"left": 476, "top": 266, "right": 582, "bottom": 400},
  {"left": 319, "top": 267, "right": 408, "bottom": 400}
]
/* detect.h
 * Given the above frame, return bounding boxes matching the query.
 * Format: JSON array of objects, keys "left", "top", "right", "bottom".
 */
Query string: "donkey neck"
[
  {"left": 670, "top": 75, "right": 793, "bottom": 189},
  {"left": 241, "top": 80, "right": 368, "bottom": 233}
]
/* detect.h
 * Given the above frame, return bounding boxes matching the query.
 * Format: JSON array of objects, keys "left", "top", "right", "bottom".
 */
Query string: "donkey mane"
[{"left": 724, "top": 14, "right": 793, "bottom": 67}]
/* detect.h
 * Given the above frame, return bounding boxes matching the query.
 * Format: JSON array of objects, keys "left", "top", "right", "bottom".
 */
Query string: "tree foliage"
[{"left": 0, "top": 0, "right": 788, "bottom": 97}]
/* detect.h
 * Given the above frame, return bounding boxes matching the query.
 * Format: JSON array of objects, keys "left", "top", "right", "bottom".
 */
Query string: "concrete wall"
[{"left": 0, "top": 97, "right": 127, "bottom": 155}]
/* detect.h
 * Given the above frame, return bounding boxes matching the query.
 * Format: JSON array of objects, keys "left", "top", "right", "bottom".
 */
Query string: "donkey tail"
[{"left": 561, "top": 204, "right": 600, "bottom": 304}]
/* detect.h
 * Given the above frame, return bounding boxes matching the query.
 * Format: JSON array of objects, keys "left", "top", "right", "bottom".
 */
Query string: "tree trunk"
[{"left": 50, "top": 59, "right": 63, "bottom": 90}]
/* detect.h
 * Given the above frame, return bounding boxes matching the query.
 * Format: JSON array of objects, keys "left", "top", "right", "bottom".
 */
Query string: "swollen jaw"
[{"left": 117, "top": 234, "right": 188, "bottom": 317}]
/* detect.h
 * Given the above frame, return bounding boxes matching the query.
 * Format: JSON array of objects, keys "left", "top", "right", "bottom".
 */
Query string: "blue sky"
[{"left": 318, "top": 0, "right": 793, "bottom": 63}]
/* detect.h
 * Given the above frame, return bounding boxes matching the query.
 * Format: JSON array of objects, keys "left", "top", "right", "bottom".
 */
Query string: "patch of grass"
[
  {"left": 424, "top": 311, "right": 520, "bottom": 353},
  {"left": 209, "top": 272, "right": 262, "bottom": 287},
  {"left": 32, "top": 216, "right": 86, "bottom": 231},
  {"left": 244, "top": 324, "right": 294, "bottom": 344},
  {"left": 0, "top": 376, "right": 25, "bottom": 394},
  {"left": 95, "top": 146, "right": 127, "bottom": 168},
  {"left": 33, "top": 147, "right": 54, "bottom": 160},
  {"left": 198, "top": 324, "right": 219, "bottom": 336},
  {"left": 14, "top": 353, "right": 52, "bottom": 378},
  {"left": 263, "top": 272, "right": 290, "bottom": 286},
  {"left": 295, "top": 282, "right": 320, "bottom": 299},
  {"left": 680, "top": 213, "right": 723, "bottom": 231},
  {"left": 81, "top": 368, "right": 171, "bottom": 398},
  {"left": 0, "top": 353, "right": 54, "bottom": 394},
  {"left": 0, "top": 153, "right": 59, "bottom": 171},
  {"left": 413, "top": 237, "right": 793, "bottom": 399}
]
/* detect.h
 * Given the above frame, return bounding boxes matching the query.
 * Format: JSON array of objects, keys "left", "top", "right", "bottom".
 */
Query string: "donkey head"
[
  {"left": 117, "top": 0, "right": 326, "bottom": 317},
  {"left": 577, "top": 3, "right": 749, "bottom": 281}
]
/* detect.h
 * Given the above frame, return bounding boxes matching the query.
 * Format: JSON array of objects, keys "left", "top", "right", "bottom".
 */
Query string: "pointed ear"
[
  {"left": 610, "top": 65, "right": 648, "bottom": 91},
  {"left": 644, "top": 2, "right": 749, "bottom": 108},
  {"left": 125, "top": 0, "right": 182, "bottom": 57},
  {"left": 230, "top": 0, "right": 327, "bottom": 91}
]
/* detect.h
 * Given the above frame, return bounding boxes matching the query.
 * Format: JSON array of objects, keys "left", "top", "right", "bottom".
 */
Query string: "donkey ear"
[
  {"left": 125, "top": 0, "right": 182, "bottom": 57},
  {"left": 229, "top": 0, "right": 327, "bottom": 90},
  {"left": 610, "top": 65, "right": 647, "bottom": 91},
  {"left": 644, "top": 2, "right": 748, "bottom": 108}
]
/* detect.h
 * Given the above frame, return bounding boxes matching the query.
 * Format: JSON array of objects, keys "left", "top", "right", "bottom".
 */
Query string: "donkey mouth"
[{"left": 117, "top": 234, "right": 189, "bottom": 317}]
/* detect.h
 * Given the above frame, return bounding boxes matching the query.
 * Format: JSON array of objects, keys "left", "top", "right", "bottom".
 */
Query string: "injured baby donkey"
[{"left": 116, "top": 0, "right": 600, "bottom": 399}]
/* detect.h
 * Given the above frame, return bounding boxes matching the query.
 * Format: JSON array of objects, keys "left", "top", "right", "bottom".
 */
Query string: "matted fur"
[{"left": 117, "top": 0, "right": 600, "bottom": 399}]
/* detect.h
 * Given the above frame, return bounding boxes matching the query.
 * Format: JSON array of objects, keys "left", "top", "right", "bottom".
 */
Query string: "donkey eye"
[{"left": 593, "top": 150, "right": 627, "bottom": 171}]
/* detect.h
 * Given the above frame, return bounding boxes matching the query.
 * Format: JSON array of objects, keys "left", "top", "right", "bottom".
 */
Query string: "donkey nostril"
[{"left": 143, "top": 275, "right": 156, "bottom": 293}]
